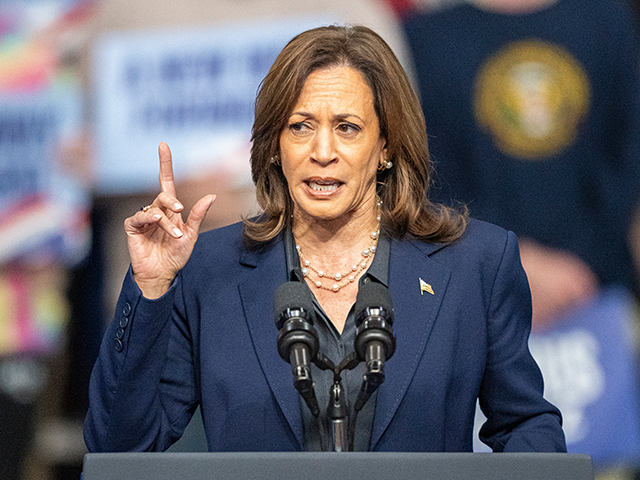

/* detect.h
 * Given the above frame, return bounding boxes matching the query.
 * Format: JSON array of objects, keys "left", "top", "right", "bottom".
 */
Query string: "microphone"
[
  {"left": 274, "top": 281, "right": 320, "bottom": 417},
  {"left": 353, "top": 282, "right": 396, "bottom": 412}
]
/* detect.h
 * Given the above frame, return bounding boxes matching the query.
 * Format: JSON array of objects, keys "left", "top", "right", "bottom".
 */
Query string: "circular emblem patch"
[{"left": 474, "top": 39, "right": 590, "bottom": 159}]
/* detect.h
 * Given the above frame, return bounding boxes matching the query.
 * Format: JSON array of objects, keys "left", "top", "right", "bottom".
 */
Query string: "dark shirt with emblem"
[
  {"left": 403, "top": 0, "right": 640, "bottom": 290},
  {"left": 284, "top": 228, "right": 390, "bottom": 451}
]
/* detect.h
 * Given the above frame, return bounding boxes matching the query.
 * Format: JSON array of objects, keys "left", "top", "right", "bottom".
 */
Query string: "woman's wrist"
[{"left": 133, "top": 274, "right": 174, "bottom": 299}]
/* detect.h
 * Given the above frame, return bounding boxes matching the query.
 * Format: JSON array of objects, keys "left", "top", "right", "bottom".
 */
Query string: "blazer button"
[
  {"left": 122, "top": 302, "right": 132, "bottom": 317},
  {"left": 119, "top": 316, "right": 129, "bottom": 329},
  {"left": 114, "top": 339, "right": 123, "bottom": 352},
  {"left": 115, "top": 327, "right": 125, "bottom": 340}
]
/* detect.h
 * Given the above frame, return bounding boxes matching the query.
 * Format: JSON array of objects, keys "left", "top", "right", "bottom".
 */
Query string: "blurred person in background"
[{"left": 402, "top": 0, "right": 640, "bottom": 329}]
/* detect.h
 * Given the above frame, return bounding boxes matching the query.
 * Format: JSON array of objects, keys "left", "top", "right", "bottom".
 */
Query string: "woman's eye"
[
  {"left": 337, "top": 123, "right": 360, "bottom": 134},
  {"left": 289, "top": 122, "right": 309, "bottom": 134}
]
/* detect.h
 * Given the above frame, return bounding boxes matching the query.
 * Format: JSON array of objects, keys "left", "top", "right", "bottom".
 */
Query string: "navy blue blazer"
[{"left": 84, "top": 218, "right": 565, "bottom": 453}]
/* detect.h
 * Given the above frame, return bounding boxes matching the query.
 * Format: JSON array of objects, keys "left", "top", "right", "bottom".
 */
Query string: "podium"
[{"left": 82, "top": 452, "right": 593, "bottom": 480}]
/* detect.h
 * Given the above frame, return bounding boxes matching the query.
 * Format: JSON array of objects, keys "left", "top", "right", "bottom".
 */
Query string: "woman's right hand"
[{"left": 124, "top": 142, "right": 216, "bottom": 299}]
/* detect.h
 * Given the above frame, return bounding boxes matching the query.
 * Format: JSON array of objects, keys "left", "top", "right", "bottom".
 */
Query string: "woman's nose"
[{"left": 311, "top": 127, "right": 337, "bottom": 165}]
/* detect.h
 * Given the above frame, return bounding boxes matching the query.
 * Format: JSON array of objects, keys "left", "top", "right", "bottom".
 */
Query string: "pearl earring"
[{"left": 378, "top": 160, "right": 393, "bottom": 171}]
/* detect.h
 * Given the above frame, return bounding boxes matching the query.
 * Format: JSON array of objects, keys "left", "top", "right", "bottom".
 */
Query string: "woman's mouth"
[{"left": 307, "top": 180, "right": 342, "bottom": 193}]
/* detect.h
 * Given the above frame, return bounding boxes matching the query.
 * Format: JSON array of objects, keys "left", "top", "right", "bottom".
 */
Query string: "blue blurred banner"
[
  {"left": 0, "top": 0, "right": 92, "bottom": 265},
  {"left": 474, "top": 288, "right": 640, "bottom": 469},
  {"left": 0, "top": 88, "right": 89, "bottom": 264}
]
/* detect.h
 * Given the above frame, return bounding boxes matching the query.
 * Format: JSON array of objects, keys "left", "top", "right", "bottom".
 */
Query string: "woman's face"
[{"left": 279, "top": 66, "right": 386, "bottom": 225}]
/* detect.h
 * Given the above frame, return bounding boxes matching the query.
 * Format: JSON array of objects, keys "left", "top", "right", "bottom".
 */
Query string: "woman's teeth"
[{"left": 309, "top": 182, "right": 339, "bottom": 192}]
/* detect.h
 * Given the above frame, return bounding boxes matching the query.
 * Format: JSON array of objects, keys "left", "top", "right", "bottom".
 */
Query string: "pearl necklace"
[{"left": 296, "top": 210, "right": 381, "bottom": 292}]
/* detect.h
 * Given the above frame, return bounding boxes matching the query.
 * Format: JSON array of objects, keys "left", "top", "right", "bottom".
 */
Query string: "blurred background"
[{"left": 1, "top": 0, "right": 640, "bottom": 479}]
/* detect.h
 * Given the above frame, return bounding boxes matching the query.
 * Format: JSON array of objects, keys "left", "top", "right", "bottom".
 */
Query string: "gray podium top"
[{"left": 82, "top": 452, "right": 593, "bottom": 480}]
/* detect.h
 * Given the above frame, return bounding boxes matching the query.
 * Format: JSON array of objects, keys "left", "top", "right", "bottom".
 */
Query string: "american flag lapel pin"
[{"left": 419, "top": 278, "right": 434, "bottom": 295}]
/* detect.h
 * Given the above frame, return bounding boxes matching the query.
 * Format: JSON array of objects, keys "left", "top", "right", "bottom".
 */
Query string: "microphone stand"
[
  {"left": 281, "top": 339, "right": 362, "bottom": 452},
  {"left": 312, "top": 352, "right": 361, "bottom": 452},
  {"left": 327, "top": 378, "right": 348, "bottom": 451},
  {"left": 289, "top": 344, "right": 377, "bottom": 452},
  {"left": 332, "top": 353, "right": 361, "bottom": 452},
  {"left": 292, "top": 343, "right": 388, "bottom": 452}
]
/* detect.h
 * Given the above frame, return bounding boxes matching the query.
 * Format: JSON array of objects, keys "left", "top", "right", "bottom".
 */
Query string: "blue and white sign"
[
  {"left": 93, "top": 18, "right": 332, "bottom": 194},
  {"left": 0, "top": 89, "right": 88, "bottom": 264},
  {"left": 474, "top": 288, "right": 640, "bottom": 469}
]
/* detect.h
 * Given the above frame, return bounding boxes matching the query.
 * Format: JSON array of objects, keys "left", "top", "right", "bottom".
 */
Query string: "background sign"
[
  {"left": 0, "top": 0, "right": 91, "bottom": 265},
  {"left": 474, "top": 288, "right": 640, "bottom": 469}
]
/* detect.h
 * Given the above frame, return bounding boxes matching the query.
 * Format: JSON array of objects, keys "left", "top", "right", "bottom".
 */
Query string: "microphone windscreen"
[
  {"left": 274, "top": 281, "right": 315, "bottom": 328},
  {"left": 354, "top": 282, "right": 393, "bottom": 326}
]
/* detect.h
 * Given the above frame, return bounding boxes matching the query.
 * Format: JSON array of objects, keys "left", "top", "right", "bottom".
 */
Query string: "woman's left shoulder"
[
  {"left": 428, "top": 218, "right": 521, "bottom": 273},
  {"left": 460, "top": 218, "right": 514, "bottom": 249}
]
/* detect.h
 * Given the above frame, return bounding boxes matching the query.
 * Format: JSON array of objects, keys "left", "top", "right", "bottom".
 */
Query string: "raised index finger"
[{"left": 158, "top": 142, "right": 177, "bottom": 197}]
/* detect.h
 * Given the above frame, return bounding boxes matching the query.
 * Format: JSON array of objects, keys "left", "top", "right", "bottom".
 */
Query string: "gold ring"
[{"left": 140, "top": 205, "right": 152, "bottom": 213}]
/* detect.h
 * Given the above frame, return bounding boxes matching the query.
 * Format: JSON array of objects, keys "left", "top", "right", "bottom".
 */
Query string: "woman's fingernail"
[
  {"left": 173, "top": 228, "right": 183, "bottom": 238},
  {"left": 174, "top": 202, "right": 183, "bottom": 210}
]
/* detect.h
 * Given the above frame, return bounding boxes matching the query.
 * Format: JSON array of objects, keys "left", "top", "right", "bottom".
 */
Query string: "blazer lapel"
[
  {"left": 370, "top": 238, "right": 451, "bottom": 449},
  {"left": 237, "top": 240, "right": 305, "bottom": 450}
]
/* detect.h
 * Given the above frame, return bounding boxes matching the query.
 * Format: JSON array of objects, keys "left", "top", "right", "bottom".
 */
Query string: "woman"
[{"left": 84, "top": 25, "right": 565, "bottom": 453}]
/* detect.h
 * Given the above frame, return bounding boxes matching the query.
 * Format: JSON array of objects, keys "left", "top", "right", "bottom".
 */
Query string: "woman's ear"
[{"left": 378, "top": 143, "right": 392, "bottom": 171}]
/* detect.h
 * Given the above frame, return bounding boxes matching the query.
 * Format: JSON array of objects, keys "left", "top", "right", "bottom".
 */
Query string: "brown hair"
[{"left": 244, "top": 25, "right": 467, "bottom": 245}]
